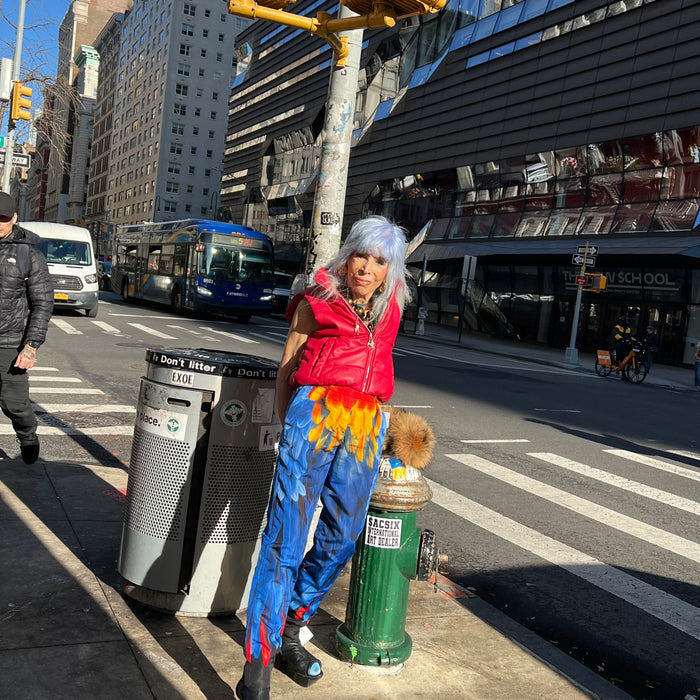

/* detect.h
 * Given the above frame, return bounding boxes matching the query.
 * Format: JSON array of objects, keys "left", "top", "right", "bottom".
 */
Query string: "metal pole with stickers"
[{"left": 118, "top": 348, "right": 281, "bottom": 616}]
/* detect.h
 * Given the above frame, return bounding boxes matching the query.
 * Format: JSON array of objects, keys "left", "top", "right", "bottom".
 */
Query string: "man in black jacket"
[{"left": 0, "top": 193, "right": 53, "bottom": 463}]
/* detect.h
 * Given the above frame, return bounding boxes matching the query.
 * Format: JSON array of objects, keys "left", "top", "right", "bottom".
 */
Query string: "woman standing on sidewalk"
[{"left": 236, "top": 216, "right": 410, "bottom": 700}]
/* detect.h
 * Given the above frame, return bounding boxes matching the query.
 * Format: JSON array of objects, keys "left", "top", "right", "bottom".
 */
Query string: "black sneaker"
[{"left": 19, "top": 437, "right": 40, "bottom": 465}]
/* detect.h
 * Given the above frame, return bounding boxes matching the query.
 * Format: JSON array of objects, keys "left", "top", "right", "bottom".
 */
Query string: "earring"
[{"left": 379, "top": 282, "right": 385, "bottom": 293}]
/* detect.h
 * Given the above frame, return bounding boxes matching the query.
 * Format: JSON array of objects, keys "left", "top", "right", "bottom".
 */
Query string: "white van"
[{"left": 20, "top": 221, "right": 100, "bottom": 317}]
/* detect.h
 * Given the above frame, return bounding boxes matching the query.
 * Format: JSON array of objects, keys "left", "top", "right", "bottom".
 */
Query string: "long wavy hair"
[{"left": 323, "top": 215, "right": 410, "bottom": 322}]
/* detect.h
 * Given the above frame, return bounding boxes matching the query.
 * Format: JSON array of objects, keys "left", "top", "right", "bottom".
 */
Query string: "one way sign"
[
  {"left": 577, "top": 244, "right": 599, "bottom": 256},
  {"left": 572, "top": 254, "right": 596, "bottom": 266}
]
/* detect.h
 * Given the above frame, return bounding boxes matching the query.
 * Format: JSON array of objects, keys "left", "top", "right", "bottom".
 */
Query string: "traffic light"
[
  {"left": 587, "top": 273, "right": 607, "bottom": 293},
  {"left": 10, "top": 80, "right": 32, "bottom": 122}
]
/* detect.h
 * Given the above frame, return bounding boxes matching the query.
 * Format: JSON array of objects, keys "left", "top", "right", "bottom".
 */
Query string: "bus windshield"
[{"left": 199, "top": 244, "right": 273, "bottom": 285}]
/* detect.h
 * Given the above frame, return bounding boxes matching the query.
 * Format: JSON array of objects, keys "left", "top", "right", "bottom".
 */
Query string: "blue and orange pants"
[{"left": 244, "top": 384, "right": 387, "bottom": 666}]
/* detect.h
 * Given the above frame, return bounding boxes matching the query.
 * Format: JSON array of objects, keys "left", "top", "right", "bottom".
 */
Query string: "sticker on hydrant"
[{"left": 365, "top": 514, "right": 402, "bottom": 549}]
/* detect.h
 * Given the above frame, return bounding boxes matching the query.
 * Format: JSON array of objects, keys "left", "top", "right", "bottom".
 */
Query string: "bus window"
[
  {"left": 240, "top": 252, "right": 274, "bottom": 285},
  {"left": 159, "top": 244, "right": 175, "bottom": 275},
  {"left": 148, "top": 246, "right": 161, "bottom": 272},
  {"left": 173, "top": 243, "right": 188, "bottom": 277},
  {"left": 117, "top": 244, "right": 138, "bottom": 270}
]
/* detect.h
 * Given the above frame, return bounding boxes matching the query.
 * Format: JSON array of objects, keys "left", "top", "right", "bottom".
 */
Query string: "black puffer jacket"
[{"left": 0, "top": 224, "right": 53, "bottom": 349}]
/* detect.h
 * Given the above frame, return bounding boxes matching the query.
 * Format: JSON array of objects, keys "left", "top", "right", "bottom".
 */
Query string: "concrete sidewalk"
[
  {"left": 0, "top": 458, "right": 632, "bottom": 700},
  {"left": 0, "top": 327, "right": 646, "bottom": 700}
]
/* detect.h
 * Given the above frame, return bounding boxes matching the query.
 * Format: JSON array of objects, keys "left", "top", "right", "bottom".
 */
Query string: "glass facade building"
[{"left": 223, "top": 0, "right": 700, "bottom": 364}]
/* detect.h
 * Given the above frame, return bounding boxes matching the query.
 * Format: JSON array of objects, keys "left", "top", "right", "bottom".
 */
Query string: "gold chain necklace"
[{"left": 343, "top": 289, "right": 375, "bottom": 327}]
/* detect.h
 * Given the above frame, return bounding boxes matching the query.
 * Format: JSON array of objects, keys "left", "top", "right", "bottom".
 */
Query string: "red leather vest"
[{"left": 286, "top": 269, "right": 400, "bottom": 403}]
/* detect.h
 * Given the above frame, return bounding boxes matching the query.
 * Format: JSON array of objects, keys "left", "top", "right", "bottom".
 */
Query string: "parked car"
[{"left": 271, "top": 271, "right": 294, "bottom": 314}]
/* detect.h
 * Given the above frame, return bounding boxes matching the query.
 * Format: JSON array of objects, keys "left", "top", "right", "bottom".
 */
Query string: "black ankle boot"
[
  {"left": 236, "top": 656, "right": 273, "bottom": 700},
  {"left": 274, "top": 614, "right": 323, "bottom": 687}
]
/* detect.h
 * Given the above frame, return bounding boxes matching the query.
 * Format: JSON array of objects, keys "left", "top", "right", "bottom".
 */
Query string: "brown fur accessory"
[{"left": 383, "top": 407, "right": 435, "bottom": 469}]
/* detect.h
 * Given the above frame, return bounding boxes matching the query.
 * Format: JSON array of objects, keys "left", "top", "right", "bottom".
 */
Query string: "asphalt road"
[{"left": 3, "top": 292, "right": 698, "bottom": 700}]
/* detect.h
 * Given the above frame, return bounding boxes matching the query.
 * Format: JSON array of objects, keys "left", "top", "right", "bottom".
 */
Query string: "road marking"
[
  {"left": 533, "top": 408, "right": 582, "bottom": 413},
  {"left": 249, "top": 332, "right": 284, "bottom": 343},
  {"left": 199, "top": 327, "right": 258, "bottom": 344},
  {"left": 0, "top": 425, "right": 133, "bottom": 436},
  {"left": 50, "top": 318, "right": 82, "bottom": 334},
  {"left": 127, "top": 323, "right": 178, "bottom": 339},
  {"left": 108, "top": 313, "right": 171, "bottom": 318},
  {"left": 388, "top": 405, "right": 433, "bottom": 409},
  {"left": 426, "top": 478, "right": 700, "bottom": 641},
  {"left": 28, "top": 376, "right": 82, "bottom": 383},
  {"left": 604, "top": 449, "right": 700, "bottom": 483},
  {"left": 268, "top": 332, "right": 289, "bottom": 340},
  {"left": 529, "top": 453, "right": 700, "bottom": 516},
  {"left": 31, "top": 404, "right": 136, "bottom": 413},
  {"left": 28, "top": 388, "right": 105, "bottom": 395},
  {"left": 461, "top": 439, "right": 530, "bottom": 443},
  {"left": 29, "top": 367, "right": 59, "bottom": 372},
  {"left": 167, "top": 325, "right": 220, "bottom": 341},
  {"left": 90, "top": 320, "right": 123, "bottom": 334},
  {"left": 447, "top": 454, "right": 700, "bottom": 564}
]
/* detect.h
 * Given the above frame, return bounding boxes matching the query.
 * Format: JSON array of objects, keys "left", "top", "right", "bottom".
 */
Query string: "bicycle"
[{"left": 595, "top": 342, "right": 648, "bottom": 384}]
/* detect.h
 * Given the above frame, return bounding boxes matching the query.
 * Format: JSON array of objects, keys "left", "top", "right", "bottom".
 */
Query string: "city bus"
[{"left": 111, "top": 219, "right": 274, "bottom": 320}]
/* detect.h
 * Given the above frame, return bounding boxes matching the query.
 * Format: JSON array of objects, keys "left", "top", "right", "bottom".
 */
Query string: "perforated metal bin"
[{"left": 118, "top": 348, "right": 280, "bottom": 616}]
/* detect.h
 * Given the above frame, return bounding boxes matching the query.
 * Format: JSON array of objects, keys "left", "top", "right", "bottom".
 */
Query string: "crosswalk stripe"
[
  {"left": 166, "top": 325, "right": 220, "bottom": 341},
  {"left": 28, "top": 388, "right": 104, "bottom": 395},
  {"left": 31, "top": 404, "right": 136, "bottom": 413},
  {"left": 0, "top": 425, "right": 133, "bottom": 436},
  {"left": 446, "top": 454, "right": 700, "bottom": 563},
  {"left": 90, "top": 320, "right": 122, "bottom": 334},
  {"left": 199, "top": 327, "right": 258, "bottom": 344},
  {"left": 50, "top": 318, "right": 82, "bottom": 334},
  {"left": 461, "top": 439, "right": 530, "bottom": 443},
  {"left": 668, "top": 449, "right": 700, "bottom": 462},
  {"left": 529, "top": 453, "right": 700, "bottom": 517},
  {"left": 604, "top": 449, "right": 700, "bottom": 482},
  {"left": 426, "top": 478, "right": 700, "bottom": 641},
  {"left": 249, "top": 332, "right": 284, "bottom": 343},
  {"left": 28, "top": 377, "right": 82, "bottom": 383},
  {"left": 127, "top": 323, "right": 178, "bottom": 339},
  {"left": 29, "top": 367, "right": 59, "bottom": 372}
]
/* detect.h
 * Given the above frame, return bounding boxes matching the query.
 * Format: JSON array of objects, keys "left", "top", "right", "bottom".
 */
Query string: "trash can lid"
[{"left": 146, "top": 348, "right": 279, "bottom": 379}]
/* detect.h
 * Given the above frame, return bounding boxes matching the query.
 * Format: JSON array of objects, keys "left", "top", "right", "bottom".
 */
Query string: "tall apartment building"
[
  {"left": 45, "top": 0, "right": 132, "bottom": 224},
  {"left": 104, "top": 0, "right": 250, "bottom": 227},
  {"left": 85, "top": 13, "right": 126, "bottom": 242}
]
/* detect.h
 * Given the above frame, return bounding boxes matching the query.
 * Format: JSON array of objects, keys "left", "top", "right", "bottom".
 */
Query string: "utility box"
[{"left": 118, "top": 348, "right": 280, "bottom": 616}]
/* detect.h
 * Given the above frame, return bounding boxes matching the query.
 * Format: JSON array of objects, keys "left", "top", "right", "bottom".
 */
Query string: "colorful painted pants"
[{"left": 244, "top": 384, "right": 387, "bottom": 665}]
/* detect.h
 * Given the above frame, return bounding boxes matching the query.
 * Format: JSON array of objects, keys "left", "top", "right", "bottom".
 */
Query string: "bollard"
[{"left": 335, "top": 458, "right": 444, "bottom": 666}]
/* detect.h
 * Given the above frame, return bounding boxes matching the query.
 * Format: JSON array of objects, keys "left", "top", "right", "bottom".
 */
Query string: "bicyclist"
[{"left": 609, "top": 315, "right": 635, "bottom": 379}]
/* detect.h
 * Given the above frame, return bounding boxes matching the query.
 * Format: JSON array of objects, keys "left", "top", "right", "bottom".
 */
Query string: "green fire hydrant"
[{"left": 335, "top": 458, "right": 444, "bottom": 666}]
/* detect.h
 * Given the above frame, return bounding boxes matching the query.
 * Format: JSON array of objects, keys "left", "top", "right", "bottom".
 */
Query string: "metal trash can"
[{"left": 118, "top": 348, "right": 280, "bottom": 616}]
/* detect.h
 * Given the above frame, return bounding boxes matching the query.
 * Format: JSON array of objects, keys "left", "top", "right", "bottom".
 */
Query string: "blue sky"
[{"left": 1, "top": 0, "right": 69, "bottom": 132}]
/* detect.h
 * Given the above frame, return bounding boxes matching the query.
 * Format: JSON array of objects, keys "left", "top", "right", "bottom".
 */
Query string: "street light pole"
[
  {"left": 304, "top": 5, "right": 363, "bottom": 278},
  {"left": 2, "top": 0, "right": 27, "bottom": 193}
]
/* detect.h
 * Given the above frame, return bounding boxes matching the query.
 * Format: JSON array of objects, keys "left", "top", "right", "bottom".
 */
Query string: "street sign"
[
  {"left": 572, "top": 254, "right": 596, "bottom": 267},
  {"left": 0, "top": 137, "right": 4, "bottom": 148},
  {"left": 0, "top": 150, "right": 31, "bottom": 168},
  {"left": 576, "top": 275, "right": 588, "bottom": 286},
  {"left": 577, "top": 244, "right": 599, "bottom": 256}
]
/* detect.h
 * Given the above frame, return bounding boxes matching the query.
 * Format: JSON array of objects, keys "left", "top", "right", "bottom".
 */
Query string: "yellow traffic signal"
[
  {"left": 587, "top": 273, "right": 607, "bottom": 293},
  {"left": 342, "top": 0, "right": 446, "bottom": 17},
  {"left": 10, "top": 80, "right": 32, "bottom": 122}
]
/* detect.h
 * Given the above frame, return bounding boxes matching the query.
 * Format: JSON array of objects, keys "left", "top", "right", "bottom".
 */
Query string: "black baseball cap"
[{"left": 0, "top": 192, "right": 17, "bottom": 219}]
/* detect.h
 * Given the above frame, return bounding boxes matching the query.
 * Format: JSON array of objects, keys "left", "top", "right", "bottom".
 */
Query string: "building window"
[
  {"left": 196, "top": 87, "right": 203, "bottom": 97},
  {"left": 185, "top": 204, "right": 192, "bottom": 213},
  {"left": 212, "top": 92, "right": 219, "bottom": 100},
  {"left": 179, "top": 44, "right": 190, "bottom": 56},
  {"left": 202, "top": 29, "right": 209, "bottom": 38},
  {"left": 216, "top": 52, "right": 223, "bottom": 62},
  {"left": 210, "top": 111, "right": 217, "bottom": 120},
  {"left": 171, "top": 122, "right": 184, "bottom": 135},
  {"left": 218, "top": 33, "right": 224, "bottom": 42},
  {"left": 203, "top": 187, "right": 209, "bottom": 196},
  {"left": 201, "top": 49, "right": 207, "bottom": 58},
  {"left": 167, "top": 162, "right": 181, "bottom": 174},
  {"left": 208, "top": 130, "right": 215, "bottom": 138},
  {"left": 177, "top": 63, "right": 190, "bottom": 76},
  {"left": 191, "top": 146, "right": 197, "bottom": 155},
  {"left": 206, "top": 149, "right": 213, "bottom": 158},
  {"left": 173, "top": 103, "right": 186, "bottom": 115},
  {"left": 189, "top": 166, "right": 196, "bottom": 174},
  {"left": 200, "top": 207, "right": 208, "bottom": 216},
  {"left": 181, "top": 24, "right": 194, "bottom": 36},
  {"left": 164, "top": 200, "right": 177, "bottom": 213},
  {"left": 199, "top": 68, "right": 205, "bottom": 77},
  {"left": 175, "top": 83, "right": 189, "bottom": 96},
  {"left": 166, "top": 181, "right": 179, "bottom": 193},
  {"left": 184, "top": 3, "right": 196, "bottom": 16},
  {"left": 194, "top": 107, "right": 201, "bottom": 116},
  {"left": 205, "top": 168, "right": 211, "bottom": 176},
  {"left": 170, "top": 143, "right": 183, "bottom": 154},
  {"left": 187, "top": 184, "right": 193, "bottom": 193},
  {"left": 192, "top": 126, "right": 199, "bottom": 135}
]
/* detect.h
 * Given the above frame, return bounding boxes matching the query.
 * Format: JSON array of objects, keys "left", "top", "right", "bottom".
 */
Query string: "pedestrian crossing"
[{"left": 431, "top": 444, "right": 700, "bottom": 647}]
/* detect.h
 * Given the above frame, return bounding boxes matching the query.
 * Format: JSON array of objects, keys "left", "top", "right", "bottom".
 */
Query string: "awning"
[{"left": 406, "top": 235, "right": 700, "bottom": 264}]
